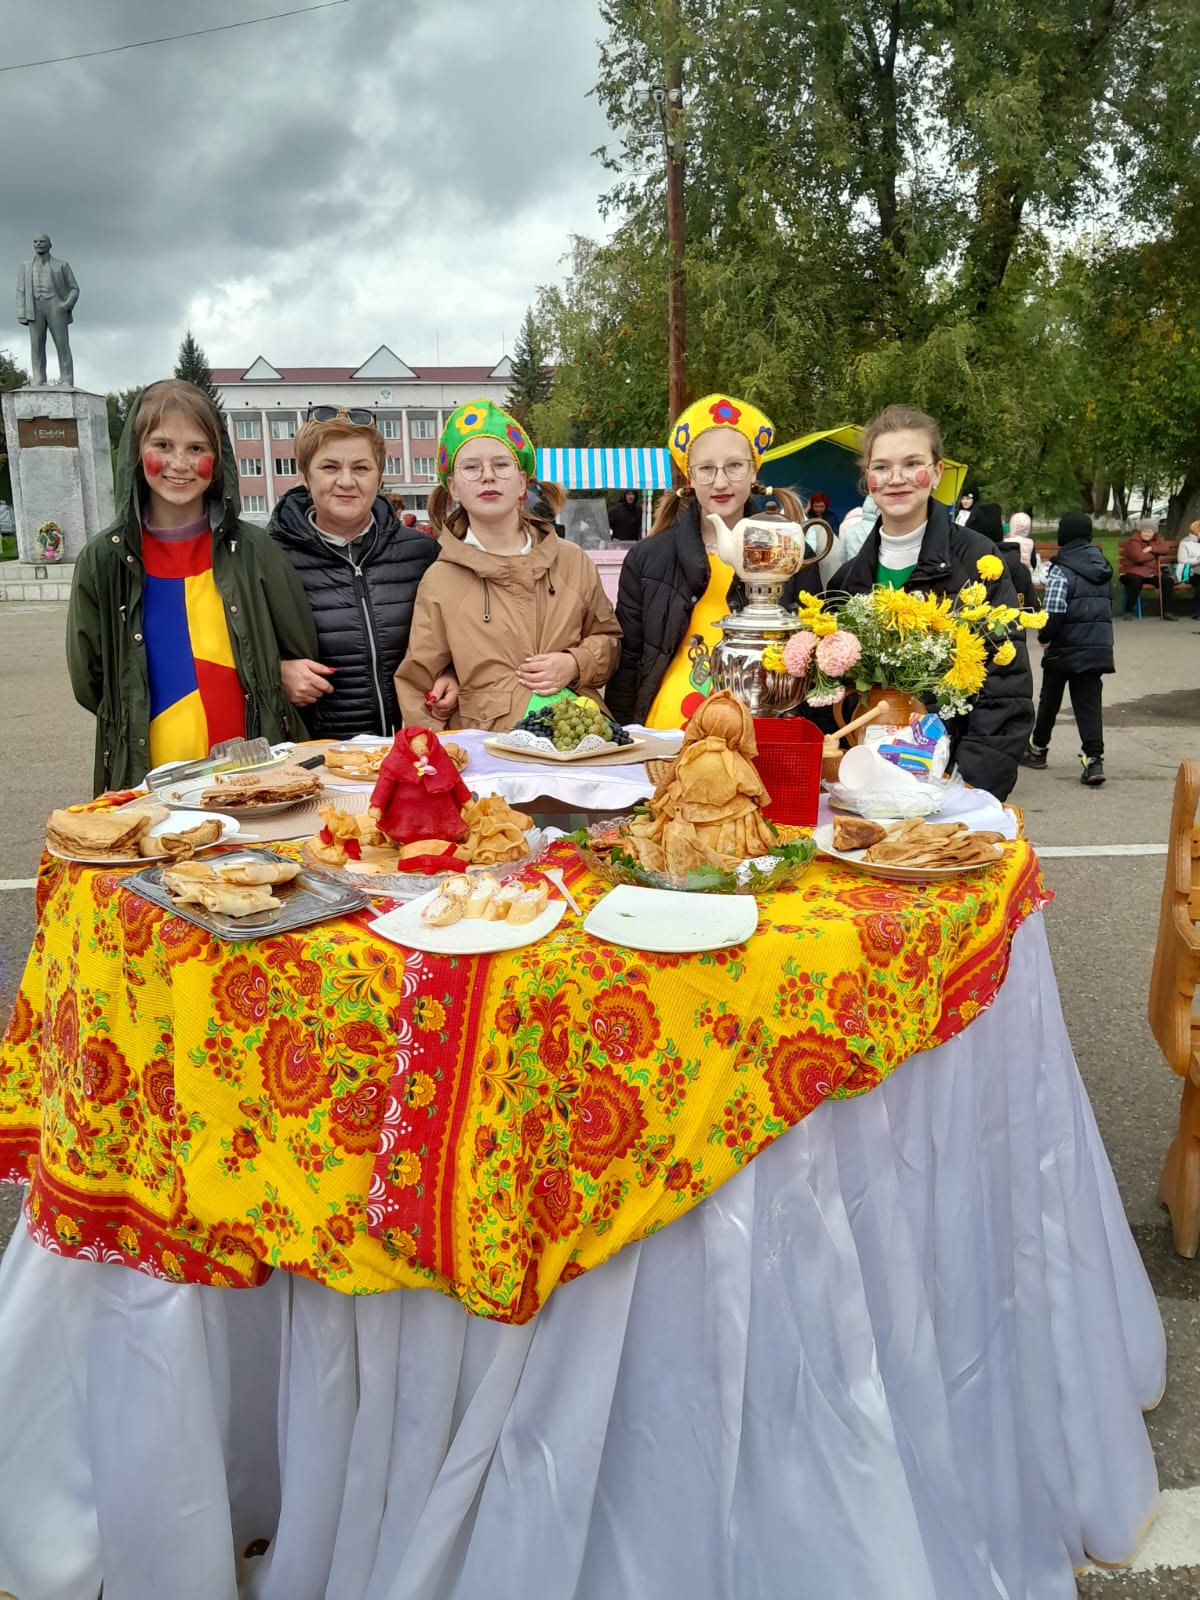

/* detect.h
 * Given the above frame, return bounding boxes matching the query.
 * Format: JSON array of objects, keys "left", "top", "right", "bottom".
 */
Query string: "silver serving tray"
[{"left": 124, "top": 849, "right": 369, "bottom": 942}]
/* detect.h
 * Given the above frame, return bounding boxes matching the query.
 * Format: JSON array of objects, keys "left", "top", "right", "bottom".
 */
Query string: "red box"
[{"left": 753, "top": 716, "right": 822, "bottom": 825}]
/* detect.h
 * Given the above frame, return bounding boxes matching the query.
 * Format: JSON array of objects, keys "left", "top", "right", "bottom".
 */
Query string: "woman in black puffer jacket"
[{"left": 268, "top": 411, "right": 440, "bottom": 738}]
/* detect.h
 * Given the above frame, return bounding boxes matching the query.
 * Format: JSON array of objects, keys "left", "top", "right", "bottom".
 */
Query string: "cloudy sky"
[{"left": 1, "top": 0, "right": 614, "bottom": 392}]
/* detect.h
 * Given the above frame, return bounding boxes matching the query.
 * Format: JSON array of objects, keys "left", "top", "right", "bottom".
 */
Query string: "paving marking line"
[
  {"left": 1086, "top": 1485, "right": 1200, "bottom": 1576},
  {"left": 1035, "top": 843, "right": 1168, "bottom": 858},
  {"left": 0, "top": 880, "right": 37, "bottom": 892}
]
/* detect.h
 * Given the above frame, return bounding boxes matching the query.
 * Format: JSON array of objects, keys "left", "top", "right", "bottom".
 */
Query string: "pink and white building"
[{"left": 211, "top": 346, "right": 514, "bottom": 517}]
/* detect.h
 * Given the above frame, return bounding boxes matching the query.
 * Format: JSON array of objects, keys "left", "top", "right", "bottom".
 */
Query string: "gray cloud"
[{"left": 0, "top": 0, "right": 611, "bottom": 390}]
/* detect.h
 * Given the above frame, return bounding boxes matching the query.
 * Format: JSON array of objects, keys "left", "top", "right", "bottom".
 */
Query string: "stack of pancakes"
[{"left": 45, "top": 806, "right": 223, "bottom": 861}]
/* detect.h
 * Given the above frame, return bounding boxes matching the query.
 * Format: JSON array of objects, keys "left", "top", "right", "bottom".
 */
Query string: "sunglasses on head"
[{"left": 306, "top": 405, "right": 376, "bottom": 426}]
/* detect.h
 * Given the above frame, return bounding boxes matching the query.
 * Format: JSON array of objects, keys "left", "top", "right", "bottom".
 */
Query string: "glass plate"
[
  {"left": 300, "top": 827, "right": 548, "bottom": 901},
  {"left": 569, "top": 815, "right": 815, "bottom": 896},
  {"left": 823, "top": 776, "right": 957, "bottom": 821}
]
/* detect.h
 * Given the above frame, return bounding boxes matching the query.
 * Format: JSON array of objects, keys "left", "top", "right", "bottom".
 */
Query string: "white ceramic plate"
[
  {"left": 150, "top": 775, "right": 325, "bottom": 817},
  {"left": 369, "top": 885, "right": 567, "bottom": 954},
  {"left": 812, "top": 822, "right": 1003, "bottom": 882},
  {"left": 583, "top": 885, "right": 758, "bottom": 953},
  {"left": 47, "top": 811, "right": 241, "bottom": 866}
]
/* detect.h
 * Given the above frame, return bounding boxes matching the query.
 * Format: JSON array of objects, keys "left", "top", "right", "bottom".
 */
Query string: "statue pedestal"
[{"left": 1, "top": 385, "right": 115, "bottom": 564}]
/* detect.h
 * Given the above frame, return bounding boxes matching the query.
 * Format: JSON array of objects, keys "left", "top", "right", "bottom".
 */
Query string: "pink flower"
[
  {"left": 815, "top": 630, "right": 862, "bottom": 677},
  {"left": 783, "top": 631, "right": 817, "bottom": 676},
  {"left": 806, "top": 687, "right": 847, "bottom": 707}
]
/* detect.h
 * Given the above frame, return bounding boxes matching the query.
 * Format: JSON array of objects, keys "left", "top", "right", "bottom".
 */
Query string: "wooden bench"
[{"left": 1149, "top": 761, "right": 1200, "bottom": 1256}]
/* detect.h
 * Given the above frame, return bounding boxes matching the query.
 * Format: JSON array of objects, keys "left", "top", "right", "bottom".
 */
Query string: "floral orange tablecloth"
[{"left": 0, "top": 837, "right": 1047, "bottom": 1322}]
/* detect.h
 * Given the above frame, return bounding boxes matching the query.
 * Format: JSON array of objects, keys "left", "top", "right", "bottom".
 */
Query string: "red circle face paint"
[
  {"left": 911, "top": 467, "right": 931, "bottom": 489},
  {"left": 867, "top": 471, "right": 882, "bottom": 495},
  {"left": 144, "top": 449, "right": 164, "bottom": 477},
  {"left": 196, "top": 455, "right": 214, "bottom": 482}
]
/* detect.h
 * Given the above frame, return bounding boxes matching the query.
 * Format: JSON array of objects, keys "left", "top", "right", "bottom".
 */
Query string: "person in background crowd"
[
  {"left": 829, "top": 405, "right": 1033, "bottom": 800},
  {"left": 807, "top": 490, "right": 831, "bottom": 523},
  {"left": 819, "top": 496, "right": 877, "bottom": 586},
  {"left": 67, "top": 379, "right": 316, "bottom": 793},
  {"left": 967, "top": 501, "right": 1035, "bottom": 607},
  {"left": 955, "top": 485, "right": 977, "bottom": 526},
  {"left": 1021, "top": 511, "right": 1113, "bottom": 786},
  {"left": 1008, "top": 510, "right": 1037, "bottom": 574},
  {"left": 608, "top": 489, "right": 642, "bottom": 542},
  {"left": 395, "top": 401, "right": 620, "bottom": 731},
  {"left": 401, "top": 510, "right": 419, "bottom": 529},
  {"left": 268, "top": 407, "right": 441, "bottom": 737},
  {"left": 1174, "top": 518, "right": 1200, "bottom": 620},
  {"left": 608, "top": 393, "right": 816, "bottom": 729},
  {"left": 1118, "top": 519, "right": 1176, "bottom": 618}
]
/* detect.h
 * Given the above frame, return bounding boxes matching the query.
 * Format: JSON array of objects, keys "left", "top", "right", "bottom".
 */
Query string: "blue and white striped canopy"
[{"left": 536, "top": 447, "right": 671, "bottom": 491}]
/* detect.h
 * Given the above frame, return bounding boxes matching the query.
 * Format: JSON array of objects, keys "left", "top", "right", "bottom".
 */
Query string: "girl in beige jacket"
[{"left": 395, "top": 401, "right": 621, "bottom": 731}]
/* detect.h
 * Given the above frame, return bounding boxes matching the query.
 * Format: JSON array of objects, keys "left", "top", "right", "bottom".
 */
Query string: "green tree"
[
  {"left": 505, "top": 309, "right": 554, "bottom": 426},
  {"left": 174, "top": 330, "right": 224, "bottom": 414},
  {"left": 0, "top": 348, "right": 29, "bottom": 505},
  {"left": 543, "top": 0, "right": 1200, "bottom": 497},
  {"left": 106, "top": 388, "right": 141, "bottom": 452}
]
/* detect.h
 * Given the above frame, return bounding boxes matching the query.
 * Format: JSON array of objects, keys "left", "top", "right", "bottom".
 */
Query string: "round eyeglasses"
[
  {"left": 691, "top": 460, "right": 753, "bottom": 487},
  {"left": 456, "top": 458, "right": 518, "bottom": 481}
]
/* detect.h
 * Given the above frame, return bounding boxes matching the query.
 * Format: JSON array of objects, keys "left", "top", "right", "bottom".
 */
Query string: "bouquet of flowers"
[{"left": 763, "top": 555, "right": 1048, "bottom": 718}]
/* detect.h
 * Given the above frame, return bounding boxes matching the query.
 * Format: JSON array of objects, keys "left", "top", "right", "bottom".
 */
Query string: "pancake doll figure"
[{"left": 369, "top": 728, "right": 471, "bottom": 844}]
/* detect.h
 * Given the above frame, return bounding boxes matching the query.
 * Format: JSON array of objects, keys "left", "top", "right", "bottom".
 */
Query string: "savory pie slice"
[
  {"left": 832, "top": 816, "right": 888, "bottom": 853},
  {"left": 199, "top": 765, "right": 321, "bottom": 808}
]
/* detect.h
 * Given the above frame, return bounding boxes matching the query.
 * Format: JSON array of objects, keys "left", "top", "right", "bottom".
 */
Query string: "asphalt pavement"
[{"left": 1, "top": 598, "right": 1198, "bottom": 1594}]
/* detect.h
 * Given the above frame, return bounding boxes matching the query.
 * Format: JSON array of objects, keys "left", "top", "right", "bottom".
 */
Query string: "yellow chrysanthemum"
[
  {"left": 942, "top": 625, "right": 988, "bottom": 696},
  {"left": 809, "top": 612, "right": 838, "bottom": 636},
  {"left": 959, "top": 582, "right": 987, "bottom": 607},
  {"left": 1018, "top": 610, "right": 1048, "bottom": 630},
  {"left": 924, "top": 595, "right": 956, "bottom": 631},
  {"left": 958, "top": 602, "right": 990, "bottom": 622},
  {"left": 986, "top": 605, "right": 1019, "bottom": 629},
  {"left": 796, "top": 590, "right": 825, "bottom": 613},
  {"left": 992, "top": 640, "right": 1017, "bottom": 666},
  {"left": 976, "top": 554, "right": 1004, "bottom": 581},
  {"left": 873, "top": 588, "right": 930, "bottom": 632}
]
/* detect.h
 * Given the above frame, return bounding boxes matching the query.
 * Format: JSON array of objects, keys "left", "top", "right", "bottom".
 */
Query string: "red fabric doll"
[{"left": 369, "top": 729, "right": 471, "bottom": 845}]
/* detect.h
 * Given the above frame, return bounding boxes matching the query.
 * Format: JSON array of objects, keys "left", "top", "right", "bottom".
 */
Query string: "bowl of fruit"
[{"left": 486, "top": 695, "right": 641, "bottom": 762}]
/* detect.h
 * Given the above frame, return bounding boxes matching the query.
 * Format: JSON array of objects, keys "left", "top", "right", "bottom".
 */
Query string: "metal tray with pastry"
[{"left": 124, "top": 849, "right": 369, "bottom": 941}]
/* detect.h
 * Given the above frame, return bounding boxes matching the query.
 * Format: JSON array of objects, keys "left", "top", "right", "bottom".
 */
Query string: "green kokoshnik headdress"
[{"left": 437, "top": 399, "right": 537, "bottom": 486}]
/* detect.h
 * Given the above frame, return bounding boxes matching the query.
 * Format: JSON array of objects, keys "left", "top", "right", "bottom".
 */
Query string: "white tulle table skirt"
[{"left": 0, "top": 916, "right": 1165, "bottom": 1600}]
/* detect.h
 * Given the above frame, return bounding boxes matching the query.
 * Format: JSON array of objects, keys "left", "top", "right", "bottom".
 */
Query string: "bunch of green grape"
[{"left": 516, "top": 694, "right": 633, "bottom": 752}]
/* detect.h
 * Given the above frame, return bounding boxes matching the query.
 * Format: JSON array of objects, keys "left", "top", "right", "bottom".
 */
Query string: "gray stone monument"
[
  {"left": 17, "top": 234, "right": 78, "bottom": 387},
  {"left": 2, "top": 235, "right": 114, "bottom": 569}
]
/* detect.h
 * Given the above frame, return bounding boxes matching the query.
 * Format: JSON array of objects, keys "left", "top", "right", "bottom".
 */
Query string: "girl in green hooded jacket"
[{"left": 66, "top": 379, "right": 318, "bottom": 793}]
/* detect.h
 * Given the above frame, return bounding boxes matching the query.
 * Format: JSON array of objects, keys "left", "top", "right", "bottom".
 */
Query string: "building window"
[
  {"left": 385, "top": 456, "right": 405, "bottom": 476},
  {"left": 412, "top": 455, "right": 436, "bottom": 479},
  {"left": 243, "top": 494, "right": 267, "bottom": 514},
  {"left": 235, "top": 418, "right": 261, "bottom": 440},
  {"left": 274, "top": 456, "right": 297, "bottom": 477},
  {"left": 270, "top": 418, "right": 296, "bottom": 439},
  {"left": 411, "top": 418, "right": 435, "bottom": 439},
  {"left": 378, "top": 419, "right": 400, "bottom": 439},
  {"left": 239, "top": 457, "right": 264, "bottom": 477}
]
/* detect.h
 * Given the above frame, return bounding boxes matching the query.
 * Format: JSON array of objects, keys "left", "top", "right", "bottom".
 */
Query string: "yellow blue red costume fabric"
[{"left": 141, "top": 525, "right": 246, "bottom": 766}]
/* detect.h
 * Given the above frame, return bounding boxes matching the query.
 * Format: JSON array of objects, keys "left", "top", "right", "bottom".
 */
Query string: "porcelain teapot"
[{"left": 706, "top": 510, "right": 834, "bottom": 615}]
